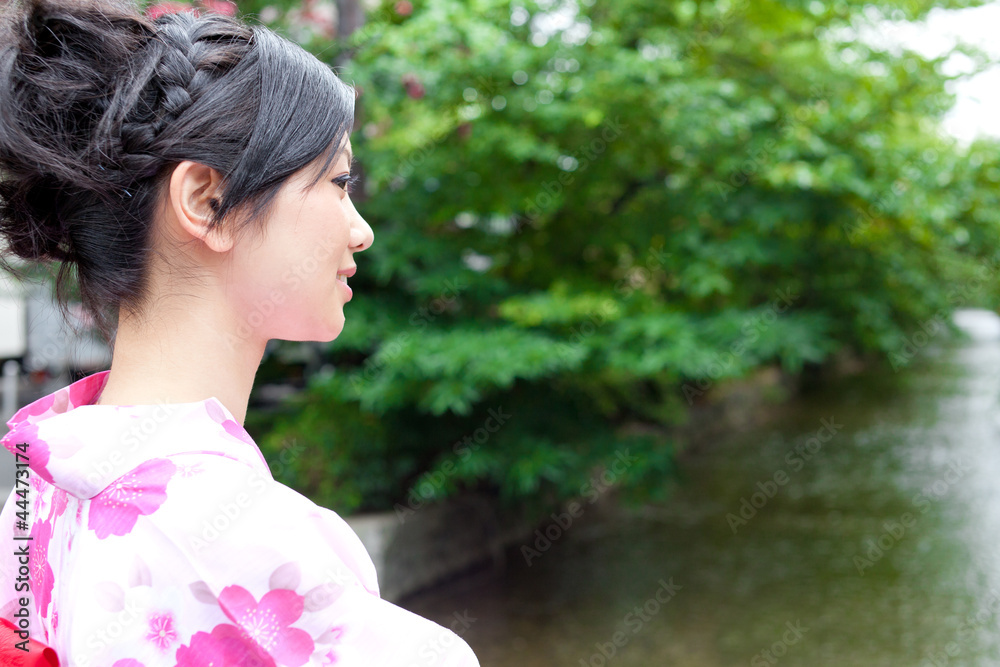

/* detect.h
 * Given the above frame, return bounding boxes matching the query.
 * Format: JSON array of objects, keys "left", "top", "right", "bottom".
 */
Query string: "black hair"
[{"left": 0, "top": 0, "right": 355, "bottom": 344}]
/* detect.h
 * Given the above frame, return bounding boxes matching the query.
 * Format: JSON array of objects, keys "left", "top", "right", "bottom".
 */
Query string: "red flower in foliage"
[
  {"left": 395, "top": 1, "right": 413, "bottom": 15},
  {"left": 401, "top": 73, "right": 425, "bottom": 100},
  {"left": 199, "top": 0, "right": 237, "bottom": 15},
  {"left": 146, "top": 0, "right": 234, "bottom": 19},
  {"left": 146, "top": 1, "right": 193, "bottom": 19}
]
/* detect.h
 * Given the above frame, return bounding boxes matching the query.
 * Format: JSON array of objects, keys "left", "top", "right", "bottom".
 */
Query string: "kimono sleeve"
[{"left": 154, "top": 453, "right": 481, "bottom": 667}]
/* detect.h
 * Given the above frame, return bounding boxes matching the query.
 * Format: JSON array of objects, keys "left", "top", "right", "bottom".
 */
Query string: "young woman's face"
[{"left": 227, "top": 138, "right": 374, "bottom": 344}]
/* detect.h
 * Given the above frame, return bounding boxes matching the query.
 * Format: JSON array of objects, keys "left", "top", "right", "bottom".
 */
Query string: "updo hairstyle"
[{"left": 0, "top": 0, "right": 356, "bottom": 343}]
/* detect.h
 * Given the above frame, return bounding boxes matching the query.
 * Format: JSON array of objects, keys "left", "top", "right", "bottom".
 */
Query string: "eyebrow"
[{"left": 322, "top": 151, "right": 355, "bottom": 180}]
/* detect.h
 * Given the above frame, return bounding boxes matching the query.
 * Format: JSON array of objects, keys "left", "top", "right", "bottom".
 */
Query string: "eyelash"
[{"left": 334, "top": 174, "right": 360, "bottom": 194}]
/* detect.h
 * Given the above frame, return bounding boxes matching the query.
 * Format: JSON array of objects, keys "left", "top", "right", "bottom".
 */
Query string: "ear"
[{"left": 166, "top": 161, "right": 233, "bottom": 253}]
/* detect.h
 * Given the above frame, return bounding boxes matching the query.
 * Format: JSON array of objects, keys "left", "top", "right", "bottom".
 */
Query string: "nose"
[{"left": 348, "top": 198, "right": 374, "bottom": 252}]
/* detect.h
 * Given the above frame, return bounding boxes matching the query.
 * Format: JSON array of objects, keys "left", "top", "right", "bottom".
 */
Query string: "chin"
[
  {"left": 314, "top": 317, "right": 346, "bottom": 343},
  {"left": 273, "top": 314, "right": 345, "bottom": 344}
]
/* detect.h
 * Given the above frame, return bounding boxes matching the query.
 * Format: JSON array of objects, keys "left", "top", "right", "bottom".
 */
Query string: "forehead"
[
  {"left": 339, "top": 138, "right": 354, "bottom": 164},
  {"left": 306, "top": 137, "right": 353, "bottom": 178}
]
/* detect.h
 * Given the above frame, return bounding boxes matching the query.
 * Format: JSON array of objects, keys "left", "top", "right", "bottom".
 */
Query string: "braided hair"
[{"left": 0, "top": 0, "right": 355, "bottom": 344}]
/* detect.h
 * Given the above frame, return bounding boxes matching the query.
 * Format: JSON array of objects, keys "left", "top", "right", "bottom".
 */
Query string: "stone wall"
[
  {"left": 345, "top": 355, "right": 876, "bottom": 603},
  {"left": 346, "top": 493, "right": 532, "bottom": 602}
]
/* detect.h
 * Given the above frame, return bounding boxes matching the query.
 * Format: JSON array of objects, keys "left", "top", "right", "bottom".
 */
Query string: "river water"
[{"left": 404, "top": 310, "right": 1000, "bottom": 666}]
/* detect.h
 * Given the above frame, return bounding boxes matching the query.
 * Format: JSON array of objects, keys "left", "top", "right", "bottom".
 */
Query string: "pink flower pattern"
[
  {"left": 178, "top": 462, "right": 204, "bottom": 478},
  {"left": 9, "top": 392, "right": 54, "bottom": 422},
  {"left": 88, "top": 458, "right": 177, "bottom": 539},
  {"left": 0, "top": 370, "right": 480, "bottom": 666},
  {"left": 146, "top": 612, "right": 178, "bottom": 651},
  {"left": 5, "top": 424, "right": 55, "bottom": 485},
  {"left": 49, "top": 488, "right": 68, "bottom": 523},
  {"left": 67, "top": 372, "right": 107, "bottom": 408},
  {"left": 217, "top": 585, "right": 314, "bottom": 667},
  {"left": 175, "top": 623, "right": 276, "bottom": 667},
  {"left": 29, "top": 519, "right": 55, "bottom": 618},
  {"left": 206, "top": 401, "right": 256, "bottom": 448}
]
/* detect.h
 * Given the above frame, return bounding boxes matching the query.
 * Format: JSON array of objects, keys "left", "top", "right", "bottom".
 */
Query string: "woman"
[{"left": 0, "top": 0, "right": 481, "bottom": 665}]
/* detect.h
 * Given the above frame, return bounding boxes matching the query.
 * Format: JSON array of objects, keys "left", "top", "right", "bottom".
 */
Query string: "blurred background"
[{"left": 7, "top": 0, "right": 1000, "bottom": 664}]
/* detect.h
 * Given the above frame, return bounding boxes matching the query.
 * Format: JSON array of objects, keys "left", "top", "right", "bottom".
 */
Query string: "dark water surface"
[{"left": 404, "top": 334, "right": 1000, "bottom": 666}]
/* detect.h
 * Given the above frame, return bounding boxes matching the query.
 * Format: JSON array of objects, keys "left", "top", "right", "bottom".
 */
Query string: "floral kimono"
[{"left": 0, "top": 370, "right": 479, "bottom": 666}]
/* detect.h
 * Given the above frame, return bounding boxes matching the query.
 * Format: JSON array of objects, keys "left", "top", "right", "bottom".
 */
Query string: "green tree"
[{"left": 226, "top": 0, "right": 1000, "bottom": 516}]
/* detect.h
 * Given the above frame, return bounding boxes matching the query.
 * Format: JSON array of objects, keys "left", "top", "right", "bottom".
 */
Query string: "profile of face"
[
  {"left": 167, "top": 136, "right": 374, "bottom": 346},
  {"left": 228, "top": 138, "right": 374, "bottom": 343}
]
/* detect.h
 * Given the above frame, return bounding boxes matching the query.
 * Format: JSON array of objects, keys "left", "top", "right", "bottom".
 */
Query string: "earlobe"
[{"left": 167, "top": 161, "right": 234, "bottom": 253}]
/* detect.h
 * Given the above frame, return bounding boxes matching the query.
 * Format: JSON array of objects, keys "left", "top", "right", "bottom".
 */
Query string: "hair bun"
[
  {"left": 0, "top": 0, "right": 152, "bottom": 262},
  {"left": 0, "top": 0, "right": 355, "bottom": 346}
]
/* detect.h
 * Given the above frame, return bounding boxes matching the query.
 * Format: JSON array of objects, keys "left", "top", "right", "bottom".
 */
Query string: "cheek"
[
  {"left": 228, "top": 203, "right": 351, "bottom": 335},
  {"left": 229, "top": 254, "right": 293, "bottom": 328},
  {"left": 267, "top": 231, "right": 345, "bottom": 307},
  {"left": 226, "top": 229, "right": 297, "bottom": 309}
]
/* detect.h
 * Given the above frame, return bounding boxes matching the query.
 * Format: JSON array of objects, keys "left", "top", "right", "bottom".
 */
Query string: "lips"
[
  {"left": 336, "top": 266, "right": 355, "bottom": 299},
  {"left": 336, "top": 273, "right": 353, "bottom": 299}
]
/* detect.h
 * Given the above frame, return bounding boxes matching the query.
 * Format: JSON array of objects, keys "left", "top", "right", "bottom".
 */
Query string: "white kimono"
[{"left": 0, "top": 370, "right": 479, "bottom": 666}]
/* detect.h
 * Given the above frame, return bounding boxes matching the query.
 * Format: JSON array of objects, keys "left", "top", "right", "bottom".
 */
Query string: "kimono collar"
[{"left": 0, "top": 370, "right": 270, "bottom": 500}]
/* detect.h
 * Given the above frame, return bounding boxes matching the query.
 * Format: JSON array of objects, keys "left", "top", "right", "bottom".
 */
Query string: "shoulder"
[
  {"left": 56, "top": 451, "right": 485, "bottom": 665},
  {"left": 132, "top": 456, "right": 483, "bottom": 664},
  {"left": 141, "top": 452, "right": 379, "bottom": 590}
]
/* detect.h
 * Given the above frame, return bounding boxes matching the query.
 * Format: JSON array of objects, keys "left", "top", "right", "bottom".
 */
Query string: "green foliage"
[{"left": 239, "top": 0, "right": 1000, "bottom": 515}]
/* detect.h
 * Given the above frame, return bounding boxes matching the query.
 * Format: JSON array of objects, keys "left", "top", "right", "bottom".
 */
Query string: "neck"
[{"left": 95, "top": 299, "right": 266, "bottom": 425}]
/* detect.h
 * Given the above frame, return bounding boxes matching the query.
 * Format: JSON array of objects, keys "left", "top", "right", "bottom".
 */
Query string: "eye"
[{"left": 333, "top": 174, "right": 360, "bottom": 194}]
